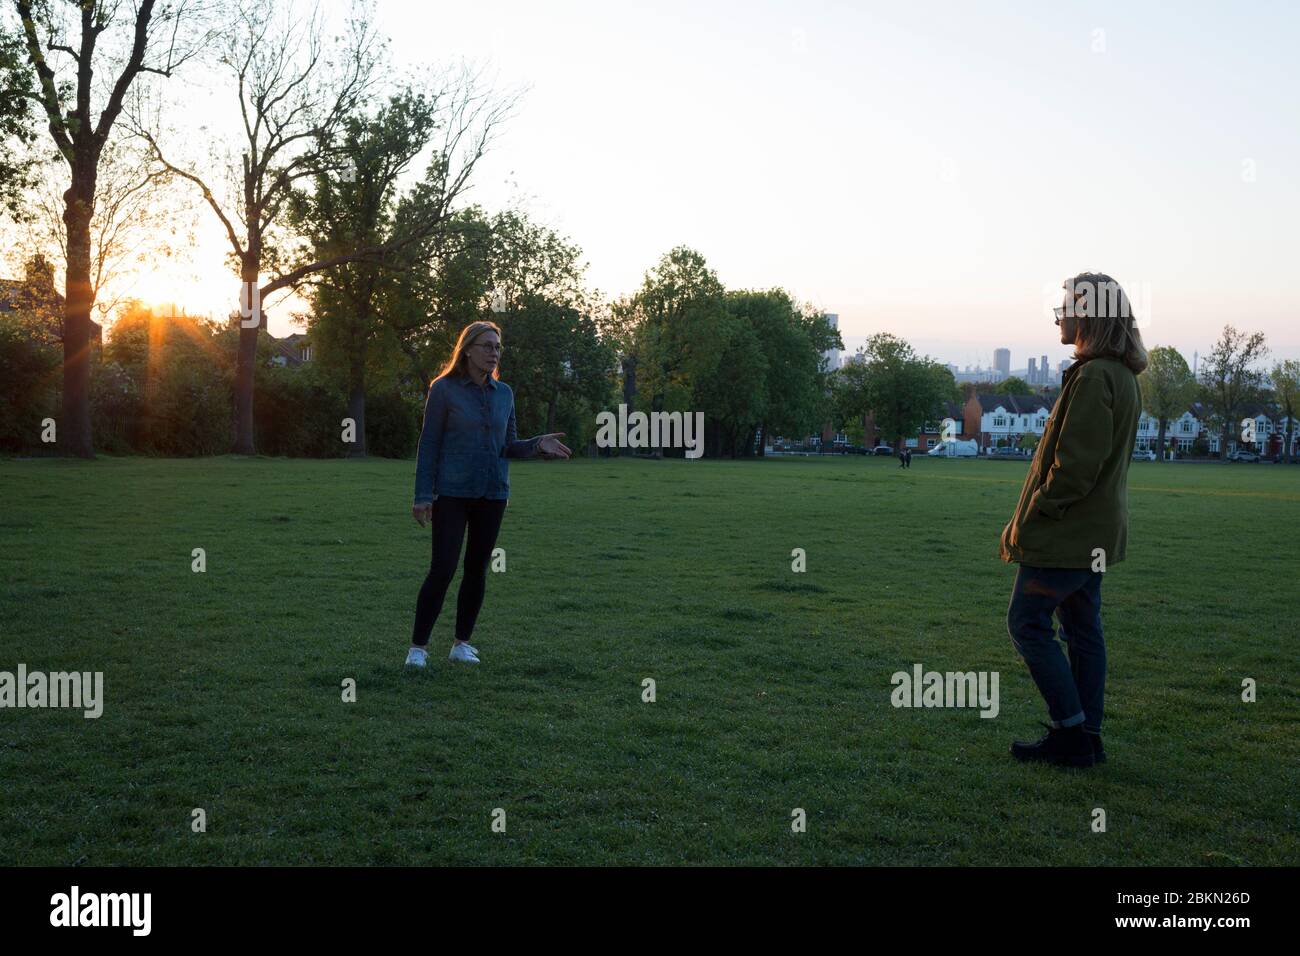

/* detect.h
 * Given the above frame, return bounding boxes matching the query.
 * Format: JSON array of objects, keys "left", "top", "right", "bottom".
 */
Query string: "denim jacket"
[{"left": 413, "top": 370, "right": 541, "bottom": 502}]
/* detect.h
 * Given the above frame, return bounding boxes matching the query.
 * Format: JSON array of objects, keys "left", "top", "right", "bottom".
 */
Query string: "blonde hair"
[
  {"left": 1065, "top": 272, "right": 1148, "bottom": 374},
  {"left": 433, "top": 320, "right": 503, "bottom": 385}
]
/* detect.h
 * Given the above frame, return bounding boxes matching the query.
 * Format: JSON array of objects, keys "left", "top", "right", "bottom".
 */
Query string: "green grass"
[{"left": 1, "top": 453, "right": 1296, "bottom": 865}]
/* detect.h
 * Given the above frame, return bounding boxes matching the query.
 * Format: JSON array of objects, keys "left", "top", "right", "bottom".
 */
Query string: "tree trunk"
[
  {"left": 233, "top": 254, "right": 260, "bottom": 455},
  {"left": 61, "top": 186, "right": 95, "bottom": 458},
  {"left": 346, "top": 348, "right": 367, "bottom": 458},
  {"left": 621, "top": 355, "right": 637, "bottom": 413},
  {"left": 1157, "top": 420, "right": 1167, "bottom": 461}
]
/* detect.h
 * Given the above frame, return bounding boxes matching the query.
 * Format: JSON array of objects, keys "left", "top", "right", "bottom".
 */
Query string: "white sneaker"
[
  {"left": 448, "top": 642, "right": 480, "bottom": 664},
  {"left": 404, "top": 646, "right": 428, "bottom": 668}
]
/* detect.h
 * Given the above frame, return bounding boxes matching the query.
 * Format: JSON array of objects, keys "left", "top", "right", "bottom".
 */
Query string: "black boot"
[
  {"left": 1086, "top": 732, "right": 1106, "bottom": 763},
  {"left": 1010, "top": 722, "right": 1095, "bottom": 767}
]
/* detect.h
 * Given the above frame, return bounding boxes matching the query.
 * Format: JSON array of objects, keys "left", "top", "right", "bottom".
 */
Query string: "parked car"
[
  {"left": 986, "top": 446, "right": 1026, "bottom": 458},
  {"left": 1132, "top": 449, "right": 1156, "bottom": 461},
  {"left": 872, "top": 445, "right": 895, "bottom": 456},
  {"left": 1227, "top": 450, "right": 1260, "bottom": 463}
]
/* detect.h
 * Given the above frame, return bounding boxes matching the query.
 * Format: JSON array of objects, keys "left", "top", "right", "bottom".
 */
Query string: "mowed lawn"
[{"left": 1, "top": 452, "right": 1296, "bottom": 866}]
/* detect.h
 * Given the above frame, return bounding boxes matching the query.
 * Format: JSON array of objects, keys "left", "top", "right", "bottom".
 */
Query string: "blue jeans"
[{"left": 1006, "top": 565, "right": 1106, "bottom": 732}]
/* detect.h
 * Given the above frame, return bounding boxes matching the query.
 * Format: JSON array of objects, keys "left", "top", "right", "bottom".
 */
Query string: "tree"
[
  {"left": 485, "top": 211, "right": 613, "bottom": 440},
  {"left": 833, "top": 334, "right": 957, "bottom": 449},
  {"left": 1198, "top": 325, "right": 1268, "bottom": 461},
  {"left": 0, "top": 252, "right": 61, "bottom": 345},
  {"left": 693, "top": 310, "right": 767, "bottom": 457},
  {"left": 137, "top": 1, "right": 513, "bottom": 453},
  {"left": 14, "top": 0, "right": 205, "bottom": 456},
  {"left": 1139, "top": 346, "right": 1197, "bottom": 462},
  {"left": 1270, "top": 360, "right": 1300, "bottom": 464},
  {"left": 726, "top": 291, "right": 836, "bottom": 457},
  {"left": 0, "top": 255, "right": 60, "bottom": 451},
  {"left": 101, "top": 299, "right": 229, "bottom": 454},
  {"left": 627, "top": 246, "right": 727, "bottom": 417},
  {"left": 288, "top": 87, "right": 440, "bottom": 457},
  {"left": 995, "top": 375, "right": 1032, "bottom": 395},
  {"left": 15, "top": 133, "right": 189, "bottom": 326},
  {"left": 135, "top": 0, "right": 381, "bottom": 454},
  {"left": 0, "top": 20, "right": 36, "bottom": 217}
]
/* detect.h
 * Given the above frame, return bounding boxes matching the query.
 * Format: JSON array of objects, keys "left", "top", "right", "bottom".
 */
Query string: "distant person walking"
[
  {"left": 898, "top": 450, "right": 906, "bottom": 468},
  {"left": 999, "top": 273, "right": 1146, "bottom": 767},
  {"left": 905, "top": 449, "right": 913, "bottom": 468},
  {"left": 406, "top": 321, "right": 571, "bottom": 667}
]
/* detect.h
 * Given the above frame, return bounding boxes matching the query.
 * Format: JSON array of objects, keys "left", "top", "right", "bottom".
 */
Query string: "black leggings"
[{"left": 411, "top": 496, "right": 508, "bottom": 646}]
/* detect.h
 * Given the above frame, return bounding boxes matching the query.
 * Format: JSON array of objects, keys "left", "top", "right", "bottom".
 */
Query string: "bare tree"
[
  {"left": 135, "top": 1, "right": 510, "bottom": 454},
  {"left": 17, "top": 134, "right": 192, "bottom": 325},
  {"left": 13, "top": 0, "right": 207, "bottom": 456}
]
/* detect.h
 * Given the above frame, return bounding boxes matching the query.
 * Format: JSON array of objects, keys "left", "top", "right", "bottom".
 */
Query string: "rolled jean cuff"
[{"left": 1052, "top": 711, "right": 1087, "bottom": 729}]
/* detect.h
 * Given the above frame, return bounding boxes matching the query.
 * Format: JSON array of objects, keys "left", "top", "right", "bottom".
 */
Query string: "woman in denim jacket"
[{"left": 405, "top": 321, "right": 570, "bottom": 667}]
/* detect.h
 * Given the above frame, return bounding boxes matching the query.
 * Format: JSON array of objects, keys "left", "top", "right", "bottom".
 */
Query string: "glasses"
[
  {"left": 1053, "top": 306, "right": 1064, "bottom": 325},
  {"left": 474, "top": 342, "right": 504, "bottom": 354}
]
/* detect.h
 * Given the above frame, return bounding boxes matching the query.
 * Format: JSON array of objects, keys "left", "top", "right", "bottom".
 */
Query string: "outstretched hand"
[{"left": 537, "top": 433, "right": 572, "bottom": 460}]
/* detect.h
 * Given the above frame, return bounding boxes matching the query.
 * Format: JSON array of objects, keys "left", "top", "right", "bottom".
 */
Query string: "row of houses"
[{"left": 855, "top": 392, "right": 1299, "bottom": 458}]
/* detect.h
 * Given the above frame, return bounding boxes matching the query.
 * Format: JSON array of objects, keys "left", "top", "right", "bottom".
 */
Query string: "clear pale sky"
[{"left": 120, "top": 0, "right": 1300, "bottom": 371}]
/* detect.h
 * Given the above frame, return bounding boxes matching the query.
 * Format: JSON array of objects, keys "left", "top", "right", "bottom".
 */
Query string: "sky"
[{"left": 62, "top": 0, "right": 1300, "bottom": 373}]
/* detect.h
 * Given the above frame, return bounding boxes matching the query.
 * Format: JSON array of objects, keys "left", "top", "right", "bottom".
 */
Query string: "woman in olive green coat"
[{"left": 1001, "top": 273, "right": 1147, "bottom": 767}]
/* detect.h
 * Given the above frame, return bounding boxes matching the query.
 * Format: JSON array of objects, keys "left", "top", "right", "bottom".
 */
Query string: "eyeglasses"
[
  {"left": 1053, "top": 306, "right": 1064, "bottom": 326},
  {"left": 474, "top": 342, "right": 504, "bottom": 353}
]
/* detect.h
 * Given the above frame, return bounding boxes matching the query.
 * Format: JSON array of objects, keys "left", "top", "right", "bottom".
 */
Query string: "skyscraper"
[
  {"left": 1040, "top": 354, "right": 1049, "bottom": 384},
  {"left": 994, "top": 348, "right": 1010, "bottom": 379},
  {"left": 822, "top": 313, "right": 840, "bottom": 371},
  {"left": 1027, "top": 357, "right": 1037, "bottom": 384}
]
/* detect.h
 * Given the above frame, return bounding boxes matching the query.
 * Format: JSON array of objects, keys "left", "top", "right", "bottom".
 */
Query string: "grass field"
[{"left": 1, "top": 453, "right": 1296, "bottom": 865}]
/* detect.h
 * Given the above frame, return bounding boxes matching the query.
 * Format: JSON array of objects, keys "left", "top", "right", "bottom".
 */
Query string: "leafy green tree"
[
  {"left": 1270, "top": 359, "right": 1300, "bottom": 464},
  {"left": 288, "top": 88, "right": 440, "bottom": 456},
  {"left": 0, "top": 21, "right": 36, "bottom": 218},
  {"left": 627, "top": 246, "right": 727, "bottom": 417},
  {"left": 496, "top": 294, "right": 615, "bottom": 445},
  {"left": 995, "top": 376, "right": 1032, "bottom": 395},
  {"left": 0, "top": 320, "right": 59, "bottom": 450},
  {"left": 1199, "top": 325, "right": 1268, "bottom": 460},
  {"left": 725, "top": 291, "right": 837, "bottom": 456},
  {"left": 693, "top": 311, "right": 767, "bottom": 457},
  {"left": 483, "top": 209, "right": 612, "bottom": 441},
  {"left": 1139, "top": 346, "right": 1197, "bottom": 462},
  {"left": 832, "top": 334, "right": 957, "bottom": 449}
]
